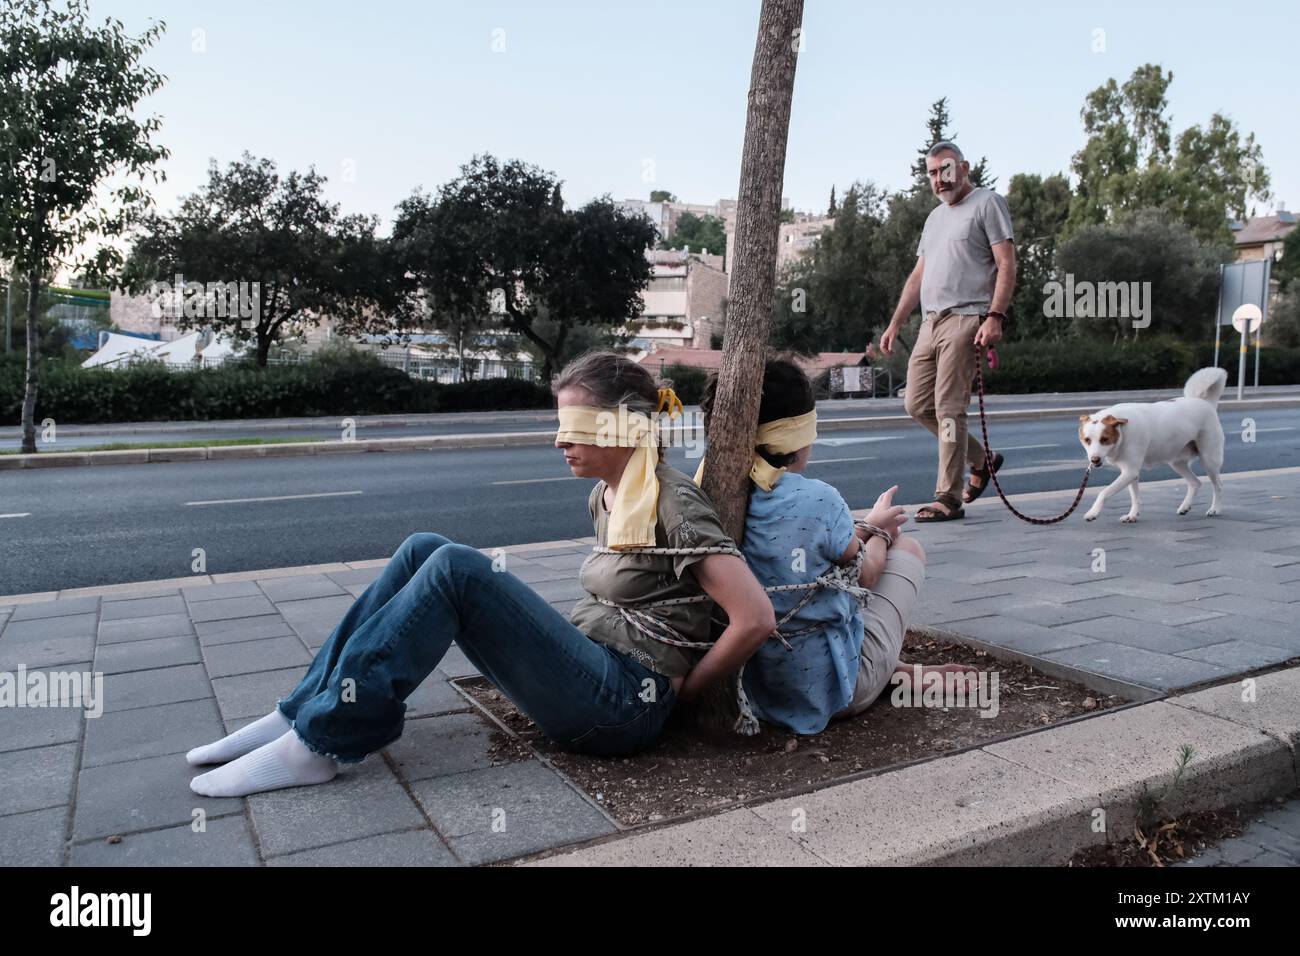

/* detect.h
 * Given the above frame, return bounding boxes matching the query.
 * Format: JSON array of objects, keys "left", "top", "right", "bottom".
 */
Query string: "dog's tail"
[{"left": 1183, "top": 367, "right": 1228, "bottom": 406}]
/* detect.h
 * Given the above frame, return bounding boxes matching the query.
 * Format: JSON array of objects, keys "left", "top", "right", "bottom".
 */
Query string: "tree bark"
[
  {"left": 699, "top": 0, "right": 803, "bottom": 540},
  {"left": 20, "top": 269, "right": 41, "bottom": 455},
  {"left": 691, "top": 0, "right": 803, "bottom": 730}
]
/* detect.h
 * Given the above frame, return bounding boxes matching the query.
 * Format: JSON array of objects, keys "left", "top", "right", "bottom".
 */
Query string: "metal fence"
[
  {"left": 374, "top": 350, "right": 539, "bottom": 383},
  {"left": 91, "top": 349, "right": 539, "bottom": 382}
]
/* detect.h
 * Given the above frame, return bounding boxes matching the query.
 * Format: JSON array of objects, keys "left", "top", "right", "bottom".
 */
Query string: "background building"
[{"left": 622, "top": 248, "right": 728, "bottom": 354}]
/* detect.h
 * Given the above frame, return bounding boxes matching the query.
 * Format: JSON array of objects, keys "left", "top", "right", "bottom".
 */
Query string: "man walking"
[{"left": 879, "top": 141, "right": 1017, "bottom": 521}]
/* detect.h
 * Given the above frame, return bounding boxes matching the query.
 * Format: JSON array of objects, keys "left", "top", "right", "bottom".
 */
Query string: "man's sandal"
[
  {"left": 963, "top": 451, "right": 1004, "bottom": 504},
  {"left": 915, "top": 492, "right": 965, "bottom": 522}
]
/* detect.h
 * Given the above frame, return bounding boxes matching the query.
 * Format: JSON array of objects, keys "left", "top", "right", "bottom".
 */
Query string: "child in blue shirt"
[{"left": 700, "top": 357, "right": 967, "bottom": 735}]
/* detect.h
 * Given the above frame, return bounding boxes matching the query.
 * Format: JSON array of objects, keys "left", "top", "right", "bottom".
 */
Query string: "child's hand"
[{"left": 863, "top": 485, "right": 908, "bottom": 539}]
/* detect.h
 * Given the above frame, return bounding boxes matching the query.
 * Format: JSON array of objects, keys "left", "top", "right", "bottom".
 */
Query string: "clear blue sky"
[{"left": 90, "top": 0, "right": 1298, "bottom": 227}]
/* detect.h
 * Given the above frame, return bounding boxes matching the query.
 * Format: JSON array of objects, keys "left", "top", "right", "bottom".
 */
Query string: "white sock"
[
  {"left": 186, "top": 709, "right": 291, "bottom": 766},
  {"left": 190, "top": 730, "right": 337, "bottom": 798}
]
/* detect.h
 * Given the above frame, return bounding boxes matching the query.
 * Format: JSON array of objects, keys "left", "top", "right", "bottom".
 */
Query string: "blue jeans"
[{"left": 278, "top": 533, "right": 676, "bottom": 762}]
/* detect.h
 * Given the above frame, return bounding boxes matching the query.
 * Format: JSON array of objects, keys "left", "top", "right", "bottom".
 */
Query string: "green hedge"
[
  {"left": 658, "top": 364, "right": 710, "bottom": 405},
  {"left": 981, "top": 336, "right": 1300, "bottom": 393},
  {"left": 0, "top": 353, "right": 552, "bottom": 424}
]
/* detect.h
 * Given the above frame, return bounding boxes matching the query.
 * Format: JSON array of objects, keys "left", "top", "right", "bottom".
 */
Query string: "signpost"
[
  {"left": 1214, "top": 259, "right": 1271, "bottom": 395},
  {"left": 1231, "top": 303, "right": 1263, "bottom": 401}
]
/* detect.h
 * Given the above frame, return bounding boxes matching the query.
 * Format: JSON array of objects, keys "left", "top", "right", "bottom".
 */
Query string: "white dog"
[{"left": 1080, "top": 367, "right": 1227, "bottom": 523}]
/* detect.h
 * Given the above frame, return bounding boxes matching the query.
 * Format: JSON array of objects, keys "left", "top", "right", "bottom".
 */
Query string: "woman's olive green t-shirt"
[{"left": 568, "top": 460, "right": 738, "bottom": 678}]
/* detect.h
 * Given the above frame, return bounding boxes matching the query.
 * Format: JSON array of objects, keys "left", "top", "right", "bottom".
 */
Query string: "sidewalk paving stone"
[
  {"left": 94, "top": 634, "right": 201, "bottom": 674},
  {"left": 83, "top": 698, "right": 226, "bottom": 768},
  {"left": 183, "top": 581, "right": 262, "bottom": 602},
  {"left": 189, "top": 594, "right": 280, "bottom": 623},
  {"left": 409, "top": 759, "right": 614, "bottom": 865},
  {"left": 101, "top": 663, "right": 213, "bottom": 713},
  {"left": 0, "top": 743, "right": 78, "bottom": 816},
  {"left": 0, "top": 700, "right": 83, "bottom": 752},
  {"left": 4, "top": 612, "right": 97, "bottom": 641},
  {"left": 259, "top": 575, "right": 348, "bottom": 603},
  {"left": 73, "top": 752, "right": 243, "bottom": 841},
  {"left": 929, "top": 617, "right": 1095, "bottom": 655},
  {"left": 211, "top": 666, "right": 307, "bottom": 721},
  {"left": 266, "top": 828, "right": 458, "bottom": 867},
  {"left": 385, "top": 712, "right": 515, "bottom": 782},
  {"left": 1178, "top": 640, "right": 1297, "bottom": 671},
  {"left": 70, "top": 813, "right": 258, "bottom": 867},
  {"left": 325, "top": 567, "right": 383, "bottom": 589},
  {"left": 195, "top": 615, "right": 297, "bottom": 646},
  {"left": 201, "top": 635, "right": 312, "bottom": 679},
  {"left": 405, "top": 674, "right": 472, "bottom": 717},
  {"left": 99, "top": 613, "right": 194, "bottom": 645},
  {"left": 1064, "top": 617, "right": 1229, "bottom": 655},
  {"left": 1195, "top": 594, "right": 1296, "bottom": 625},
  {"left": 248, "top": 760, "right": 427, "bottom": 859},
  {"left": 278, "top": 595, "right": 356, "bottom": 623},
  {"left": 101, "top": 594, "right": 188, "bottom": 620},
  {"left": 437, "top": 644, "right": 481, "bottom": 680},
  {"left": 1040, "top": 642, "right": 1229, "bottom": 690},
  {"left": 0, "top": 635, "right": 94, "bottom": 669},
  {"left": 8, "top": 596, "right": 100, "bottom": 621},
  {"left": 0, "top": 806, "right": 67, "bottom": 866}
]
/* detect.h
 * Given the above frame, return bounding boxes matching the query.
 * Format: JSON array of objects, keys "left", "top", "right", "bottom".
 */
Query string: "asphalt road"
[
  {"left": 2, "top": 406, "right": 1297, "bottom": 595},
  {"left": 6, "top": 385, "right": 1298, "bottom": 451}
]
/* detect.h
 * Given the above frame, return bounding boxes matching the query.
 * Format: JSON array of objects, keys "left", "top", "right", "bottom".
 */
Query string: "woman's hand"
[
  {"left": 862, "top": 485, "right": 908, "bottom": 541},
  {"left": 679, "top": 553, "right": 775, "bottom": 703}
]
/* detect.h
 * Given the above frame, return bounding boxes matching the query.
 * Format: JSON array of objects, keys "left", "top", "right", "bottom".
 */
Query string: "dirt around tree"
[{"left": 464, "top": 631, "right": 1123, "bottom": 826}]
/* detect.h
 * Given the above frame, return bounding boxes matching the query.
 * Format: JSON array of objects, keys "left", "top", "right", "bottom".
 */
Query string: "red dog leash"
[{"left": 973, "top": 341, "right": 1092, "bottom": 525}]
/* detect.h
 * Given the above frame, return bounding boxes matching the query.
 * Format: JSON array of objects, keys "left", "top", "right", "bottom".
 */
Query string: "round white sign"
[{"left": 1232, "top": 303, "right": 1263, "bottom": 335}]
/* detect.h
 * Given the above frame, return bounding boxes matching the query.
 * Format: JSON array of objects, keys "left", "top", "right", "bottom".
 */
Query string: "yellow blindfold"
[
  {"left": 555, "top": 388, "right": 683, "bottom": 549},
  {"left": 692, "top": 409, "right": 817, "bottom": 492}
]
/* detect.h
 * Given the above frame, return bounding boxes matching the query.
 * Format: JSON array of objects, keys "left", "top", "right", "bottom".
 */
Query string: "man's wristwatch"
[{"left": 983, "top": 310, "right": 1007, "bottom": 322}]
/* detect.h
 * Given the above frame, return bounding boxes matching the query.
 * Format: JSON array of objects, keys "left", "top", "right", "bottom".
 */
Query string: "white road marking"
[
  {"left": 0, "top": 513, "right": 31, "bottom": 519},
  {"left": 814, "top": 436, "right": 904, "bottom": 447},
  {"left": 998, "top": 462, "right": 1090, "bottom": 477},
  {"left": 186, "top": 491, "right": 363, "bottom": 506},
  {"left": 492, "top": 476, "right": 581, "bottom": 486}
]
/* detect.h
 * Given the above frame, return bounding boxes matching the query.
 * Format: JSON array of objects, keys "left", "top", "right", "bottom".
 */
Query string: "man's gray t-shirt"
[{"left": 916, "top": 187, "right": 1014, "bottom": 317}]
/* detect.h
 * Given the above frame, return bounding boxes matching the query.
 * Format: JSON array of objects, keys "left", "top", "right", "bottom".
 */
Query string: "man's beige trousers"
[{"left": 904, "top": 312, "right": 987, "bottom": 501}]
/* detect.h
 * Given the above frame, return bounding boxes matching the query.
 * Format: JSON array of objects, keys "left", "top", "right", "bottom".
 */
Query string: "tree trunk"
[
  {"left": 701, "top": 0, "right": 803, "bottom": 538},
  {"left": 692, "top": 0, "right": 803, "bottom": 729},
  {"left": 20, "top": 270, "right": 41, "bottom": 455},
  {"left": 257, "top": 329, "right": 271, "bottom": 367}
]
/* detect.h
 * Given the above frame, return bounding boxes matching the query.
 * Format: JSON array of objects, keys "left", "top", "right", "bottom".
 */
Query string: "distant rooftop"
[
  {"left": 1233, "top": 206, "right": 1297, "bottom": 246},
  {"left": 638, "top": 347, "right": 867, "bottom": 377}
]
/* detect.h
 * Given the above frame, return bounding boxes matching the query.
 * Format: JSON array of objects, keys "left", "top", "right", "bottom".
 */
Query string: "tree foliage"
[
  {"left": 1066, "top": 64, "right": 1270, "bottom": 244},
  {"left": 392, "top": 154, "right": 655, "bottom": 380},
  {"left": 125, "top": 153, "right": 393, "bottom": 366},
  {"left": 1055, "top": 208, "right": 1229, "bottom": 341},
  {"left": 0, "top": 0, "right": 169, "bottom": 451},
  {"left": 661, "top": 211, "right": 727, "bottom": 256}
]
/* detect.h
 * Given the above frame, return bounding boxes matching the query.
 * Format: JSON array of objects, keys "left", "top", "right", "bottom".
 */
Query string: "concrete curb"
[
  {"left": 523, "top": 666, "right": 1300, "bottom": 866},
  {"left": 3, "top": 395, "right": 1298, "bottom": 470}
]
